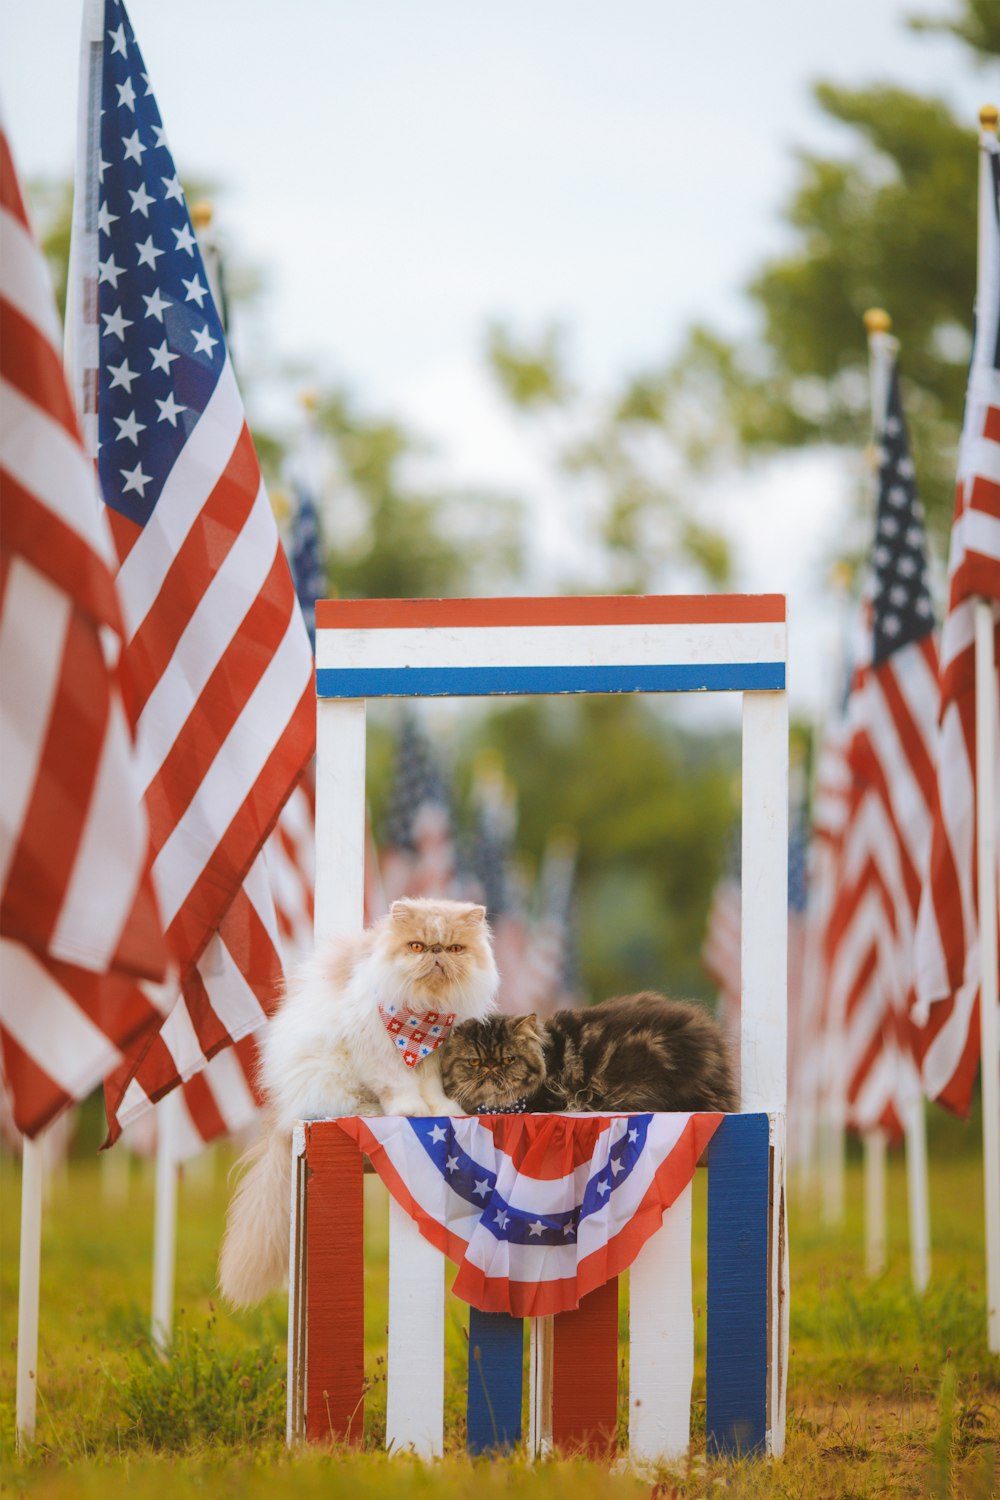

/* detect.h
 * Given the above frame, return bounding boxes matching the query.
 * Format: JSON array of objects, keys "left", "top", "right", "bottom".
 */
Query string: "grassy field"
[{"left": 1, "top": 1116, "right": 998, "bottom": 1499}]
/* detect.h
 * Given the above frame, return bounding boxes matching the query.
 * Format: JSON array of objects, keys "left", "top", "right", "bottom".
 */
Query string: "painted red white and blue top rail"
[{"left": 315, "top": 594, "right": 787, "bottom": 699}]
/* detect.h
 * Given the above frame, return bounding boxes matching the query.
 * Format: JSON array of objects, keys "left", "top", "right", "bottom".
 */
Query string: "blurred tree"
[
  {"left": 451, "top": 696, "right": 740, "bottom": 1002},
  {"left": 486, "top": 321, "right": 734, "bottom": 593},
  {"left": 642, "top": 0, "right": 998, "bottom": 542}
]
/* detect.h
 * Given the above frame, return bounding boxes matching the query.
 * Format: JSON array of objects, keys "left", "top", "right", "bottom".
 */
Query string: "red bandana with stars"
[{"left": 378, "top": 1001, "right": 457, "bottom": 1068}]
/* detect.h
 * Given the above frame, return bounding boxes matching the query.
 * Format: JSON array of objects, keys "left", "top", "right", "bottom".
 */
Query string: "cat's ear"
[
  {"left": 465, "top": 905, "right": 487, "bottom": 924},
  {"left": 389, "top": 900, "right": 415, "bottom": 922},
  {"left": 512, "top": 1013, "right": 541, "bottom": 1037}
]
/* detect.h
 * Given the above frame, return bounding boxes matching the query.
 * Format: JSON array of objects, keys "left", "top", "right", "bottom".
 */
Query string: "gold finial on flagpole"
[
  {"left": 190, "top": 200, "right": 214, "bottom": 231},
  {"left": 300, "top": 389, "right": 319, "bottom": 414},
  {"left": 980, "top": 104, "right": 998, "bottom": 132},
  {"left": 863, "top": 308, "right": 892, "bottom": 335}
]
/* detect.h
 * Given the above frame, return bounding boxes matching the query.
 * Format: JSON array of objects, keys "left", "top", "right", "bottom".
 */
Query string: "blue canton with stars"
[
  {"left": 409, "top": 1115, "right": 653, "bottom": 1246},
  {"left": 871, "top": 366, "right": 935, "bottom": 665},
  {"left": 96, "top": 0, "right": 226, "bottom": 528}
]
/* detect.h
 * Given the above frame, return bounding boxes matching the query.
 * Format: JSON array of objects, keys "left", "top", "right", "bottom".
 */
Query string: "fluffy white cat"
[{"left": 218, "top": 898, "right": 498, "bottom": 1307}]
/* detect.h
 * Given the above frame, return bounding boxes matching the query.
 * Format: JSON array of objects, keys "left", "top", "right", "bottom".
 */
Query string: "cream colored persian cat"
[{"left": 218, "top": 898, "right": 498, "bottom": 1307}]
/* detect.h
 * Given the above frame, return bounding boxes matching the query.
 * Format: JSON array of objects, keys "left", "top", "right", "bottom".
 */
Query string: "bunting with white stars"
[
  {"left": 335, "top": 1110, "right": 721, "bottom": 1316},
  {"left": 67, "top": 0, "right": 314, "bottom": 1140}
]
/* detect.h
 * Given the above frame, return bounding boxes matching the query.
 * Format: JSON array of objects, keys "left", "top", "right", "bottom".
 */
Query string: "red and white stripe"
[
  {"left": 0, "top": 125, "right": 173, "bottom": 1137},
  {"left": 66, "top": 22, "right": 315, "bottom": 1140},
  {"left": 913, "top": 131, "right": 1000, "bottom": 1112}
]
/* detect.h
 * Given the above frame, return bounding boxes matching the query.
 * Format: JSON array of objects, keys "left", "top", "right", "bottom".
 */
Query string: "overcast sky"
[{"left": 1, "top": 1, "right": 991, "bottom": 722}]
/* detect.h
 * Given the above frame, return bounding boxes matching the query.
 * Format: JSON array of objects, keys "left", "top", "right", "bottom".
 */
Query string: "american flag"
[
  {"left": 913, "top": 126, "right": 1000, "bottom": 1113},
  {"left": 288, "top": 484, "right": 326, "bottom": 654},
  {"left": 380, "top": 710, "right": 458, "bottom": 902},
  {"left": 335, "top": 1110, "right": 722, "bottom": 1316},
  {"left": 66, "top": 0, "right": 314, "bottom": 1140},
  {"left": 825, "top": 349, "right": 939, "bottom": 1140},
  {"left": 0, "top": 122, "right": 173, "bottom": 1138}
]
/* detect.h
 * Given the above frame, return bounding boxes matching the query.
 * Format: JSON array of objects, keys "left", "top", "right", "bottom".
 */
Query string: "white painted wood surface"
[
  {"left": 151, "top": 1090, "right": 180, "bottom": 1351},
  {"left": 864, "top": 1130, "right": 887, "bottom": 1279},
  {"left": 974, "top": 598, "right": 1000, "bottom": 1352},
  {"left": 528, "top": 1316, "right": 554, "bottom": 1457},
  {"left": 386, "top": 1196, "right": 444, "bottom": 1457},
  {"left": 628, "top": 1182, "right": 694, "bottom": 1465},
  {"left": 16, "top": 1133, "right": 43, "bottom": 1449},
  {"left": 314, "top": 698, "right": 367, "bottom": 943},
  {"left": 740, "top": 690, "right": 789, "bottom": 1113},
  {"left": 904, "top": 1096, "right": 931, "bottom": 1295},
  {"left": 317, "top": 619, "right": 786, "bottom": 673},
  {"left": 286, "top": 1126, "right": 308, "bottom": 1444}
]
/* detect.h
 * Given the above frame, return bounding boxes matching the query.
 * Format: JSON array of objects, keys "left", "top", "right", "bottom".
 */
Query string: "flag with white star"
[
  {"left": 66, "top": 0, "right": 314, "bottom": 1140},
  {"left": 825, "top": 342, "right": 940, "bottom": 1141},
  {"left": 334, "top": 1110, "right": 722, "bottom": 1316}
]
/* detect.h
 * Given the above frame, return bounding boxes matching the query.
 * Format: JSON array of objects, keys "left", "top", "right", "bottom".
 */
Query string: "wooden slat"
[
  {"left": 467, "top": 1307, "right": 524, "bottom": 1455},
  {"left": 706, "top": 1113, "right": 769, "bottom": 1456},
  {"left": 551, "top": 1276, "right": 619, "bottom": 1459},
  {"left": 628, "top": 1180, "right": 693, "bottom": 1464},
  {"left": 304, "top": 1123, "right": 365, "bottom": 1444},
  {"left": 285, "top": 1126, "right": 308, "bottom": 1444},
  {"left": 386, "top": 1196, "right": 444, "bottom": 1457},
  {"left": 316, "top": 594, "right": 787, "bottom": 630}
]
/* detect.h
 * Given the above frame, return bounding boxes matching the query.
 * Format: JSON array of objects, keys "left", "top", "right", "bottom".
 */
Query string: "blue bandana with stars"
[
  {"left": 871, "top": 365, "right": 935, "bottom": 664},
  {"left": 95, "top": 0, "right": 226, "bottom": 528}
]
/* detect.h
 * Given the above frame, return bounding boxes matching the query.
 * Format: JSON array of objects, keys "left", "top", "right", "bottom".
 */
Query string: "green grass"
[{"left": 1, "top": 1133, "right": 998, "bottom": 1498}]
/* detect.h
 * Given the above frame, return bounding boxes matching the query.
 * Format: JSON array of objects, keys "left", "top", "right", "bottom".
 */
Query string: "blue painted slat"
[
  {"left": 316, "top": 662, "right": 786, "bottom": 699},
  {"left": 706, "top": 1112, "right": 770, "bottom": 1457},
  {"left": 466, "top": 1307, "right": 524, "bottom": 1455}
]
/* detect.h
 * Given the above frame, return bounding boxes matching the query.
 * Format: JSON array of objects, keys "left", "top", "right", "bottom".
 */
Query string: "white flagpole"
[
  {"left": 974, "top": 103, "right": 1000, "bottom": 1357},
  {"left": 974, "top": 596, "right": 999, "bottom": 1349},
  {"left": 15, "top": 1133, "right": 44, "bottom": 1449},
  {"left": 151, "top": 1091, "right": 181, "bottom": 1351}
]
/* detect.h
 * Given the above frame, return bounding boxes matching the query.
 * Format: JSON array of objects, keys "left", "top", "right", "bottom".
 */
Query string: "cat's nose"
[{"left": 429, "top": 944, "right": 443, "bottom": 953}]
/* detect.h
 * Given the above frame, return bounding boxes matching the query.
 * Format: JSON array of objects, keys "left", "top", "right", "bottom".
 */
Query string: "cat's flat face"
[
  {"left": 440, "top": 1015, "right": 546, "bottom": 1111},
  {"left": 373, "top": 899, "right": 498, "bottom": 1010}
]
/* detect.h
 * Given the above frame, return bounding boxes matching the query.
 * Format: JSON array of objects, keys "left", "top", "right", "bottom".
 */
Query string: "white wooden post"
[
  {"left": 16, "top": 1133, "right": 44, "bottom": 1449},
  {"left": 629, "top": 1182, "right": 694, "bottom": 1465},
  {"left": 151, "top": 1090, "right": 180, "bottom": 1351},
  {"left": 315, "top": 698, "right": 367, "bottom": 942},
  {"left": 974, "top": 598, "right": 1000, "bottom": 1352},
  {"left": 386, "top": 1198, "right": 445, "bottom": 1456},
  {"left": 528, "top": 1316, "right": 553, "bottom": 1457},
  {"left": 740, "top": 690, "right": 788, "bottom": 1114}
]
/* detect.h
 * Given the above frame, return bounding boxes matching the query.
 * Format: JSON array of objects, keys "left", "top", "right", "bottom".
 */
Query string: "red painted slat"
[
  {"left": 316, "top": 594, "right": 786, "bottom": 631},
  {"left": 551, "top": 1276, "right": 620, "bottom": 1459},
  {"left": 305, "top": 1123, "right": 365, "bottom": 1444}
]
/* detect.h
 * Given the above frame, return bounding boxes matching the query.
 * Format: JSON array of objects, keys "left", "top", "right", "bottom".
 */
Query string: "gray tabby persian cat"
[{"left": 440, "top": 991, "right": 738, "bottom": 1115}]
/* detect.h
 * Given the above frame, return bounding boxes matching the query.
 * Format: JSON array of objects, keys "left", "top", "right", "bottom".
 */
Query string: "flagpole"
[
  {"left": 975, "top": 99, "right": 1000, "bottom": 1353},
  {"left": 862, "top": 307, "right": 933, "bottom": 1291},
  {"left": 151, "top": 1091, "right": 180, "bottom": 1351},
  {"left": 15, "top": 1133, "right": 44, "bottom": 1449},
  {"left": 861, "top": 309, "right": 894, "bottom": 1282}
]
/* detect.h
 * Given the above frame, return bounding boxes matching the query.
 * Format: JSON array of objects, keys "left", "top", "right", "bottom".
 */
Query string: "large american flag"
[
  {"left": 913, "top": 127, "right": 1000, "bottom": 1112},
  {"left": 825, "top": 352, "right": 939, "bottom": 1140},
  {"left": 380, "top": 710, "right": 459, "bottom": 902},
  {"left": 0, "top": 122, "right": 172, "bottom": 1137},
  {"left": 66, "top": 0, "right": 314, "bottom": 1139},
  {"left": 336, "top": 1110, "right": 722, "bottom": 1316}
]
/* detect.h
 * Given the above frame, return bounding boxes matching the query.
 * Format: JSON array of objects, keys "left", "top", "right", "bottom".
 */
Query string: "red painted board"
[
  {"left": 305, "top": 1122, "right": 365, "bottom": 1444},
  {"left": 551, "top": 1276, "right": 619, "bottom": 1459},
  {"left": 316, "top": 594, "right": 786, "bottom": 630}
]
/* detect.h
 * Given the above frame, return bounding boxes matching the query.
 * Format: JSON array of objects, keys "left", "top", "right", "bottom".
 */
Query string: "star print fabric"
[{"left": 335, "top": 1111, "right": 722, "bottom": 1315}]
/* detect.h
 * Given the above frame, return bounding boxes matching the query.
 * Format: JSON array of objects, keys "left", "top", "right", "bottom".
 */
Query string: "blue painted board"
[
  {"left": 316, "top": 662, "right": 785, "bottom": 700},
  {"left": 466, "top": 1307, "right": 524, "bottom": 1455},
  {"left": 706, "top": 1112, "right": 770, "bottom": 1457}
]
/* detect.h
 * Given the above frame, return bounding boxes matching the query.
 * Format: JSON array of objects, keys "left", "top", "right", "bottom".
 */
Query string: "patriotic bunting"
[{"left": 337, "top": 1110, "right": 721, "bottom": 1317}]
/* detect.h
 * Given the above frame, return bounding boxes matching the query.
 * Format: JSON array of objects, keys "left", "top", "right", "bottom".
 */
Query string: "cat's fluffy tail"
[{"left": 218, "top": 1129, "right": 291, "bottom": 1308}]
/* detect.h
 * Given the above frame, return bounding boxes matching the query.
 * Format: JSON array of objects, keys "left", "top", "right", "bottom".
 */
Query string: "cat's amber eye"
[
  {"left": 447, "top": 944, "right": 465, "bottom": 953},
  {"left": 409, "top": 941, "right": 425, "bottom": 953}
]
